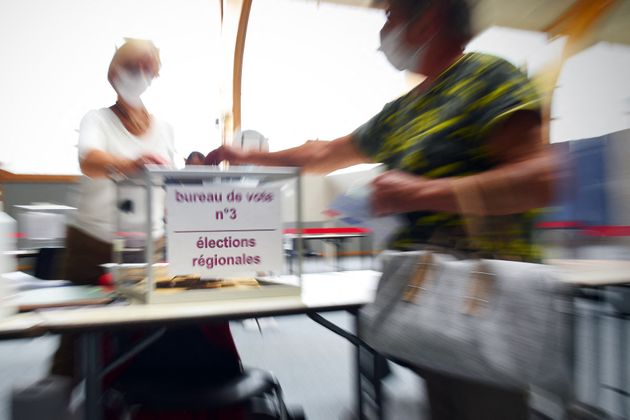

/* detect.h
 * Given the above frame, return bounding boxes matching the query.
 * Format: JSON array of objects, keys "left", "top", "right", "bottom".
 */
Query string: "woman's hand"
[
  {"left": 135, "top": 153, "right": 168, "bottom": 166},
  {"left": 371, "top": 170, "right": 424, "bottom": 216},
  {"left": 371, "top": 170, "right": 454, "bottom": 216},
  {"left": 204, "top": 145, "right": 247, "bottom": 165},
  {"left": 118, "top": 153, "right": 169, "bottom": 174},
  {"left": 80, "top": 150, "right": 169, "bottom": 178}
]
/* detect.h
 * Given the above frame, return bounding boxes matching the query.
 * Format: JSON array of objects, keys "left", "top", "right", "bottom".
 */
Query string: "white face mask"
[
  {"left": 379, "top": 23, "right": 430, "bottom": 72},
  {"left": 113, "top": 68, "right": 152, "bottom": 108}
]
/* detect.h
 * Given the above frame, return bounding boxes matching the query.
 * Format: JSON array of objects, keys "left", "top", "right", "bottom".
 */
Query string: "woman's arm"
[
  {"left": 77, "top": 110, "right": 169, "bottom": 178},
  {"left": 205, "top": 134, "right": 371, "bottom": 174},
  {"left": 371, "top": 111, "right": 555, "bottom": 216},
  {"left": 80, "top": 150, "right": 168, "bottom": 178}
]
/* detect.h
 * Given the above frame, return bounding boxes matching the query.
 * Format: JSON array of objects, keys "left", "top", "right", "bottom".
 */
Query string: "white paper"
[
  {"left": 166, "top": 185, "right": 283, "bottom": 278},
  {"left": 327, "top": 186, "right": 404, "bottom": 249},
  {"left": 1, "top": 271, "right": 71, "bottom": 291}
]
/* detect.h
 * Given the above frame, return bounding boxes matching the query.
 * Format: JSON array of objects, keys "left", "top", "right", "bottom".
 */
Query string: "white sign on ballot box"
[{"left": 166, "top": 185, "right": 283, "bottom": 278}]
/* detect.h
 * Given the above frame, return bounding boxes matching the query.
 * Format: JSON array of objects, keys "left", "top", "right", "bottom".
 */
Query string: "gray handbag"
[{"left": 359, "top": 250, "right": 574, "bottom": 397}]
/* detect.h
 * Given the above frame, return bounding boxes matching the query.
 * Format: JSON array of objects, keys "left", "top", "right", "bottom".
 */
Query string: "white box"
[{"left": 110, "top": 166, "right": 304, "bottom": 304}]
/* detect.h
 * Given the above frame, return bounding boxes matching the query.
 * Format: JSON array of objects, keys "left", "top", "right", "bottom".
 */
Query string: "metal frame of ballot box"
[{"left": 109, "top": 165, "right": 304, "bottom": 304}]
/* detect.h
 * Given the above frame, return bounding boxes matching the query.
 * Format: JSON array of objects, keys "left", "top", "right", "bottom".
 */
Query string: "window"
[
  {"left": 1, "top": 0, "right": 628, "bottom": 175},
  {"left": 241, "top": 0, "right": 408, "bottom": 151},
  {"left": 0, "top": 0, "right": 221, "bottom": 174},
  {"left": 467, "top": 27, "right": 630, "bottom": 143}
]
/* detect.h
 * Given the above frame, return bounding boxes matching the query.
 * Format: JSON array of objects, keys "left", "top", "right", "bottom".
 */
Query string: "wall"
[{"left": 606, "top": 128, "right": 630, "bottom": 226}]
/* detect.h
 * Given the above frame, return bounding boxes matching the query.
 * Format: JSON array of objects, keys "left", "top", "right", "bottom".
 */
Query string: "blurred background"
[{"left": 1, "top": 1, "right": 630, "bottom": 419}]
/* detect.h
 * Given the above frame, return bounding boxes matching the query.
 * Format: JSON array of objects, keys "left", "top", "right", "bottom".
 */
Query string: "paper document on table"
[
  {"left": 1, "top": 271, "right": 71, "bottom": 291},
  {"left": 327, "top": 187, "right": 404, "bottom": 248},
  {"left": 327, "top": 193, "right": 373, "bottom": 220}
]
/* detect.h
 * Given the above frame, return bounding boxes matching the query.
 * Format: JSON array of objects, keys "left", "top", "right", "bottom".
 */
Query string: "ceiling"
[{"left": 317, "top": 0, "right": 630, "bottom": 46}]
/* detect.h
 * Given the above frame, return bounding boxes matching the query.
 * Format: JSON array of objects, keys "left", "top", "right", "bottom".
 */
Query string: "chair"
[
  {"left": 34, "top": 246, "right": 66, "bottom": 280},
  {"left": 109, "top": 367, "right": 305, "bottom": 419}
]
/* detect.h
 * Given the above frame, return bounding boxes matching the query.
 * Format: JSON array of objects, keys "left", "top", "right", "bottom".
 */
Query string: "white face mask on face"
[
  {"left": 379, "top": 22, "right": 431, "bottom": 72},
  {"left": 113, "top": 68, "right": 152, "bottom": 108}
]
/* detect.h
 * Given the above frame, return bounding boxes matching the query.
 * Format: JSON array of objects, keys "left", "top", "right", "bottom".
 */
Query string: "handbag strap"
[
  {"left": 402, "top": 253, "right": 497, "bottom": 316},
  {"left": 450, "top": 176, "right": 486, "bottom": 241},
  {"left": 462, "top": 260, "right": 495, "bottom": 316},
  {"left": 402, "top": 252, "right": 433, "bottom": 303}
]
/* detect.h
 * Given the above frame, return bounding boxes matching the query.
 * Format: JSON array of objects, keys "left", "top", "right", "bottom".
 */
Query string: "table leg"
[
  {"left": 307, "top": 311, "right": 369, "bottom": 419},
  {"left": 336, "top": 239, "right": 344, "bottom": 271},
  {"left": 355, "top": 315, "right": 387, "bottom": 419},
  {"left": 593, "top": 299, "right": 602, "bottom": 406},
  {"left": 289, "top": 238, "right": 295, "bottom": 275},
  {"left": 618, "top": 315, "right": 628, "bottom": 418},
  {"left": 360, "top": 235, "right": 369, "bottom": 270},
  {"left": 80, "top": 331, "right": 103, "bottom": 420},
  {"left": 353, "top": 310, "right": 365, "bottom": 419}
]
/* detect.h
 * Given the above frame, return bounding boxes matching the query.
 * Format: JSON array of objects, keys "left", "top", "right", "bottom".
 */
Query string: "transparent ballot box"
[{"left": 109, "top": 165, "right": 304, "bottom": 304}]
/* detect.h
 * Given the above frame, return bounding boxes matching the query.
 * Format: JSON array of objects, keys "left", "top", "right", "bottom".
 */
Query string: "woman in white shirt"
[
  {"left": 52, "top": 42, "right": 243, "bottom": 410},
  {"left": 51, "top": 38, "right": 175, "bottom": 377},
  {"left": 64, "top": 38, "right": 175, "bottom": 286}
]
